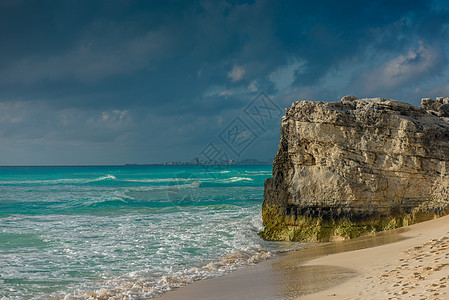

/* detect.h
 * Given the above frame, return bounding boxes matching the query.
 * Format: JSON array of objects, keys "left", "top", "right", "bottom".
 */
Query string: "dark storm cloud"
[
  {"left": 274, "top": 0, "right": 447, "bottom": 88},
  {"left": 1, "top": 0, "right": 449, "bottom": 164}
]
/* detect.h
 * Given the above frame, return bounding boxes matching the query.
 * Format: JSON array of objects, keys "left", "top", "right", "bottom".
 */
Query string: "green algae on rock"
[{"left": 261, "top": 96, "right": 449, "bottom": 242}]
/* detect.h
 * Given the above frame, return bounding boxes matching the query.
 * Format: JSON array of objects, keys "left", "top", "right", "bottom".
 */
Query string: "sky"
[{"left": 1, "top": 0, "right": 449, "bottom": 165}]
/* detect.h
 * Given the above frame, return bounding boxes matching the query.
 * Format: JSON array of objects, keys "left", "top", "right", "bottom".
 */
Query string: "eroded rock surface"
[{"left": 261, "top": 97, "right": 449, "bottom": 241}]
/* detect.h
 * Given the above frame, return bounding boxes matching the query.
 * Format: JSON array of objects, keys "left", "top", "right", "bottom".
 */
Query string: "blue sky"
[{"left": 1, "top": 0, "right": 449, "bottom": 165}]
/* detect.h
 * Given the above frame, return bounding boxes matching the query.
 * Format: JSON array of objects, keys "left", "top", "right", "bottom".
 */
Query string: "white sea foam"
[
  {"left": 123, "top": 178, "right": 181, "bottom": 183},
  {"left": 218, "top": 177, "right": 254, "bottom": 183},
  {"left": 51, "top": 210, "right": 274, "bottom": 299},
  {"left": 0, "top": 178, "right": 89, "bottom": 185},
  {"left": 0, "top": 174, "right": 119, "bottom": 185},
  {"left": 88, "top": 174, "right": 117, "bottom": 182},
  {"left": 70, "top": 248, "right": 273, "bottom": 299},
  {"left": 245, "top": 170, "right": 273, "bottom": 175}
]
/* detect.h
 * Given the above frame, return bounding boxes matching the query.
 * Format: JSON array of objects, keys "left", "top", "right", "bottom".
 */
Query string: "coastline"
[
  {"left": 300, "top": 214, "right": 449, "bottom": 299},
  {"left": 159, "top": 215, "right": 449, "bottom": 299}
]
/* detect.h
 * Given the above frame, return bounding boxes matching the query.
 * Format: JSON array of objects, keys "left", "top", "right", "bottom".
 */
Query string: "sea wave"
[
  {"left": 245, "top": 170, "right": 273, "bottom": 174},
  {"left": 0, "top": 174, "right": 119, "bottom": 185},
  {"left": 0, "top": 178, "right": 90, "bottom": 185},
  {"left": 0, "top": 165, "right": 274, "bottom": 300},
  {"left": 221, "top": 177, "right": 254, "bottom": 183},
  {"left": 122, "top": 178, "right": 185, "bottom": 183},
  {"left": 0, "top": 174, "right": 256, "bottom": 187},
  {"left": 66, "top": 248, "right": 273, "bottom": 299},
  {"left": 197, "top": 177, "right": 254, "bottom": 187},
  {"left": 87, "top": 174, "right": 117, "bottom": 182}
]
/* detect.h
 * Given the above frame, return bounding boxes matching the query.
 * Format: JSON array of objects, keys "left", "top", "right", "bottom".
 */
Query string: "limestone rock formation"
[{"left": 261, "top": 97, "right": 449, "bottom": 242}]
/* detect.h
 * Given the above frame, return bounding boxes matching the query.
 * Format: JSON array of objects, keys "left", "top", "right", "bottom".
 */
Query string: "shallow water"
[
  {"left": 159, "top": 226, "right": 408, "bottom": 299},
  {"left": 0, "top": 165, "right": 297, "bottom": 299}
]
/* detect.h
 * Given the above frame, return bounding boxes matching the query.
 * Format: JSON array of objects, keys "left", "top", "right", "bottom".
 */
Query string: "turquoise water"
[{"left": 0, "top": 165, "right": 291, "bottom": 299}]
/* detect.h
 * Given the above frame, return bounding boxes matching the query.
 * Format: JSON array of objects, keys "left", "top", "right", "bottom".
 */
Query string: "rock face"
[{"left": 261, "top": 97, "right": 449, "bottom": 242}]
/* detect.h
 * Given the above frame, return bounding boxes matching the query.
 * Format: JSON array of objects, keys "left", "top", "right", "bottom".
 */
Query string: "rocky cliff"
[{"left": 261, "top": 96, "right": 449, "bottom": 242}]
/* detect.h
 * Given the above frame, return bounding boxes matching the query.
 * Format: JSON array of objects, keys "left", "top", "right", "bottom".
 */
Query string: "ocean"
[{"left": 0, "top": 165, "right": 297, "bottom": 299}]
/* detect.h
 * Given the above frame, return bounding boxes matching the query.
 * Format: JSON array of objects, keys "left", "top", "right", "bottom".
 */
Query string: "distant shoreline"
[{"left": 0, "top": 163, "right": 272, "bottom": 167}]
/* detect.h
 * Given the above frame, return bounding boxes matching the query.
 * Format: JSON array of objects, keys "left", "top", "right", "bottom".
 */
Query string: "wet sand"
[
  {"left": 300, "top": 214, "right": 449, "bottom": 299},
  {"left": 159, "top": 217, "right": 442, "bottom": 299}
]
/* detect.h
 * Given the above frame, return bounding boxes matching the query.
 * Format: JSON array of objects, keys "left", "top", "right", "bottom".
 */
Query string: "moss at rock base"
[{"left": 259, "top": 204, "right": 443, "bottom": 242}]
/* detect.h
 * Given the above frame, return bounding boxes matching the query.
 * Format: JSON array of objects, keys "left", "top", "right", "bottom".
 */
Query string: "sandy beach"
[
  {"left": 160, "top": 215, "right": 449, "bottom": 299},
  {"left": 300, "top": 214, "right": 449, "bottom": 300}
]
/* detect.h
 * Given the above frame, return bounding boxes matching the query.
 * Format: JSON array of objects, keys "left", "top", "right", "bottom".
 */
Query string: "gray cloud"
[
  {"left": 1, "top": 0, "right": 449, "bottom": 164},
  {"left": 0, "top": 28, "right": 173, "bottom": 84},
  {"left": 354, "top": 42, "right": 447, "bottom": 94}
]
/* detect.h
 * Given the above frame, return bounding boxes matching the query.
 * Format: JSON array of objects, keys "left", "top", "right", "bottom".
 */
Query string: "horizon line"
[{"left": 0, "top": 163, "right": 272, "bottom": 167}]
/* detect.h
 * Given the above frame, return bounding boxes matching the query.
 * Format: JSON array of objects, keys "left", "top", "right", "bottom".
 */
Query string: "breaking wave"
[{"left": 66, "top": 248, "right": 273, "bottom": 299}]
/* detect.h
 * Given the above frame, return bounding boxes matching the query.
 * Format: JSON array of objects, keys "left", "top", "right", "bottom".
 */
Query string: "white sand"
[{"left": 300, "top": 215, "right": 449, "bottom": 300}]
